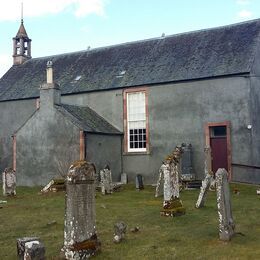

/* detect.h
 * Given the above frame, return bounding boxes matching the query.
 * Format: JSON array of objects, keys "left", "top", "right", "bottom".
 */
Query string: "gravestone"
[
  {"left": 121, "top": 173, "right": 128, "bottom": 184},
  {"left": 2, "top": 167, "right": 16, "bottom": 196},
  {"left": 159, "top": 147, "right": 185, "bottom": 217},
  {"left": 100, "top": 165, "right": 113, "bottom": 195},
  {"left": 17, "top": 237, "right": 43, "bottom": 259},
  {"left": 24, "top": 240, "right": 45, "bottom": 260},
  {"left": 62, "top": 160, "right": 100, "bottom": 259},
  {"left": 113, "top": 221, "right": 127, "bottom": 243},
  {"left": 215, "top": 168, "right": 235, "bottom": 241},
  {"left": 180, "top": 143, "right": 195, "bottom": 181},
  {"left": 195, "top": 146, "right": 214, "bottom": 208},
  {"left": 155, "top": 159, "right": 171, "bottom": 198}
]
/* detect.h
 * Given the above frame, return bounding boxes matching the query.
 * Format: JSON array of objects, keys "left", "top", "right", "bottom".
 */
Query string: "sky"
[{"left": 0, "top": 0, "right": 260, "bottom": 77}]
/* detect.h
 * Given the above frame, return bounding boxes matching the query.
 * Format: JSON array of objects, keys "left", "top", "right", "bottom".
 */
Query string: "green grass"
[{"left": 0, "top": 183, "right": 260, "bottom": 259}]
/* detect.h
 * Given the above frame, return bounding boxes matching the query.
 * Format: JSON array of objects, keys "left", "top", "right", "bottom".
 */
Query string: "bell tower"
[{"left": 13, "top": 4, "right": 31, "bottom": 65}]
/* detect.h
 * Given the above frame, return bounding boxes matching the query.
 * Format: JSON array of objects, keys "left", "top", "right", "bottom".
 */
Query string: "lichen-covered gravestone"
[
  {"left": 196, "top": 146, "right": 214, "bottom": 208},
  {"left": 159, "top": 147, "right": 185, "bottom": 217},
  {"left": 62, "top": 160, "right": 100, "bottom": 259},
  {"left": 216, "top": 168, "right": 235, "bottom": 241},
  {"left": 100, "top": 165, "right": 113, "bottom": 195},
  {"left": 2, "top": 167, "right": 16, "bottom": 196}
]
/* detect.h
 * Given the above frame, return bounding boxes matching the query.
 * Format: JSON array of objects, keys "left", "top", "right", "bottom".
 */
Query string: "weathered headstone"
[
  {"left": 136, "top": 174, "right": 144, "bottom": 190},
  {"left": 215, "top": 168, "right": 235, "bottom": 241},
  {"left": 155, "top": 160, "right": 170, "bottom": 198},
  {"left": 17, "top": 237, "right": 41, "bottom": 259},
  {"left": 100, "top": 165, "right": 113, "bottom": 195},
  {"left": 195, "top": 146, "right": 214, "bottom": 208},
  {"left": 159, "top": 147, "right": 185, "bottom": 217},
  {"left": 24, "top": 240, "right": 45, "bottom": 260},
  {"left": 113, "top": 221, "right": 127, "bottom": 243},
  {"left": 120, "top": 173, "right": 128, "bottom": 184},
  {"left": 62, "top": 160, "right": 100, "bottom": 259},
  {"left": 2, "top": 167, "right": 16, "bottom": 196},
  {"left": 170, "top": 151, "right": 180, "bottom": 199},
  {"left": 180, "top": 143, "right": 195, "bottom": 181}
]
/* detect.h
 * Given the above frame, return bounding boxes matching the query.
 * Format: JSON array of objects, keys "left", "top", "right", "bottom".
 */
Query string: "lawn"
[{"left": 0, "top": 183, "right": 260, "bottom": 259}]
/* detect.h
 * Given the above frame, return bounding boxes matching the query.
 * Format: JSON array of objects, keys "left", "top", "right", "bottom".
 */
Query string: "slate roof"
[
  {"left": 1, "top": 19, "right": 260, "bottom": 101},
  {"left": 56, "top": 104, "right": 122, "bottom": 135}
]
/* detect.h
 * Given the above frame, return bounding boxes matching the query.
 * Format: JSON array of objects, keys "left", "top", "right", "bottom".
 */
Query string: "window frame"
[{"left": 123, "top": 87, "right": 149, "bottom": 154}]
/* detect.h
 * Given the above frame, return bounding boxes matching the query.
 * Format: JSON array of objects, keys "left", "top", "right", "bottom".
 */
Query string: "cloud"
[
  {"left": 0, "top": 0, "right": 108, "bottom": 21},
  {"left": 237, "top": 9, "right": 253, "bottom": 18},
  {"left": 236, "top": 0, "right": 250, "bottom": 5}
]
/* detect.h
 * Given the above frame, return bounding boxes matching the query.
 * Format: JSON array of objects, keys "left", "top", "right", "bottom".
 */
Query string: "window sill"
[{"left": 123, "top": 151, "right": 151, "bottom": 156}]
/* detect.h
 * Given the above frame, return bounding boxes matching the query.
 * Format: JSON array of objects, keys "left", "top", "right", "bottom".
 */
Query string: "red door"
[{"left": 210, "top": 137, "right": 228, "bottom": 174}]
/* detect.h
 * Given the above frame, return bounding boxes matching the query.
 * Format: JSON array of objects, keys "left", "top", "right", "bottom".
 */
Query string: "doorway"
[{"left": 205, "top": 121, "right": 231, "bottom": 179}]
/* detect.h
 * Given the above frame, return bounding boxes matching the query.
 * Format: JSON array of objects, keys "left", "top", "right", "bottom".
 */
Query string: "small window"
[
  {"left": 126, "top": 91, "right": 147, "bottom": 152},
  {"left": 210, "top": 126, "right": 226, "bottom": 137}
]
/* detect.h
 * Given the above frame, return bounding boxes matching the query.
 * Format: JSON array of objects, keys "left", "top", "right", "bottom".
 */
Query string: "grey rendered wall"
[
  {"left": 238, "top": 44, "right": 260, "bottom": 184},
  {"left": 86, "top": 133, "right": 122, "bottom": 182},
  {"left": 0, "top": 99, "right": 36, "bottom": 172},
  {"left": 62, "top": 89, "right": 123, "bottom": 131},
  {"left": 16, "top": 106, "right": 80, "bottom": 186},
  {"left": 244, "top": 76, "right": 260, "bottom": 184},
  {"left": 62, "top": 76, "right": 253, "bottom": 184}
]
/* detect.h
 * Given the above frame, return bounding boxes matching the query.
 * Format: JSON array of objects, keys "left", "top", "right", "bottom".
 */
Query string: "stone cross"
[
  {"left": 215, "top": 168, "right": 235, "bottom": 241},
  {"left": 2, "top": 167, "right": 16, "bottom": 196},
  {"left": 100, "top": 165, "right": 113, "bottom": 195},
  {"left": 195, "top": 146, "right": 214, "bottom": 208},
  {"left": 62, "top": 160, "right": 100, "bottom": 259}
]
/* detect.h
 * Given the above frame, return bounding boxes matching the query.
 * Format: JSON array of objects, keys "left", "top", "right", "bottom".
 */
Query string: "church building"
[{"left": 0, "top": 18, "right": 260, "bottom": 185}]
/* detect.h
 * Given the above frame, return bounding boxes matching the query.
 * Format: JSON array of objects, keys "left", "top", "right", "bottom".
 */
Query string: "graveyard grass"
[{"left": 0, "top": 183, "right": 260, "bottom": 259}]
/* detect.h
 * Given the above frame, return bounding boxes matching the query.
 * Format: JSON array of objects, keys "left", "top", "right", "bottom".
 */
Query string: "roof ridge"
[{"left": 28, "top": 18, "right": 260, "bottom": 62}]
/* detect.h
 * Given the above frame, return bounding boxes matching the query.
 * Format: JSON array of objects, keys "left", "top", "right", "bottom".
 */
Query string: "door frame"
[{"left": 204, "top": 121, "right": 232, "bottom": 180}]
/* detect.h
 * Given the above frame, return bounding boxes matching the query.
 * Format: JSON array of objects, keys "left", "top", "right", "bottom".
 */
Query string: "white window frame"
[{"left": 126, "top": 91, "right": 147, "bottom": 152}]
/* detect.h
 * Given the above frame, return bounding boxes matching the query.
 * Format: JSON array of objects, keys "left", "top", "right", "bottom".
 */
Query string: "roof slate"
[
  {"left": 1, "top": 19, "right": 260, "bottom": 101},
  {"left": 57, "top": 104, "right": 122, "bottom": 135}
]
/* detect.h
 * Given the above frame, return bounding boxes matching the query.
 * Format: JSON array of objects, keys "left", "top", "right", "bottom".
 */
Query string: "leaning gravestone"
[
  {"left": 62, "top": 160, "right": 100, "bottom": 259},
  {"left": 215, "top": 168, "right": 235, "bottom": 241},
  {"left": 195, "top": 146, "right": 214, "bottom": 208},
  {"left": 2, "top": 167, "right": 16, "bottom": 196}
]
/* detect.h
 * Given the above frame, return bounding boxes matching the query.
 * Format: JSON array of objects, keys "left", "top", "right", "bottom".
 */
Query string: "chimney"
[{"left": 39, "top": 61, "right": 61, "bottom": 109}]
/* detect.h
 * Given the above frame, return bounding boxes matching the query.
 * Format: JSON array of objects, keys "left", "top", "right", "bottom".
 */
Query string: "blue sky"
[{"left": 0, "top": 0, "right": 260, "bottom": 77}]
